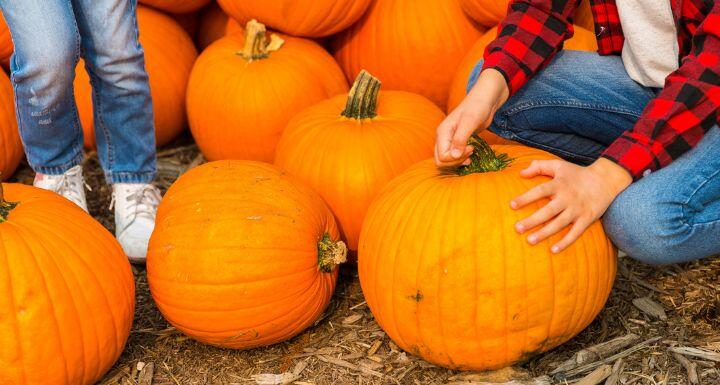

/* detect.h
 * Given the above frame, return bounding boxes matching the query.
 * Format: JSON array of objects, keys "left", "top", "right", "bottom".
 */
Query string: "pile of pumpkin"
[{"left": 0, "top": 1, "right": 616, "bottom": 384}]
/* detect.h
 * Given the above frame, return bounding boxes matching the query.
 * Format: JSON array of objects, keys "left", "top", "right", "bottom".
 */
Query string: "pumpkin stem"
[
  {"left": 317, "top": 233, "right": 347, "bottom": 273},
  {"left": 239, "top": 19, "right": 284, "bottom": 61},
  {"left": 341, "top": 70, "right": 382, "bottom": 120},
  {"left": 458, "top": 135, "right": 513, "bottom": 175},
  {"left": 0, "top": 179, "right": 17, "bottom": 223}
]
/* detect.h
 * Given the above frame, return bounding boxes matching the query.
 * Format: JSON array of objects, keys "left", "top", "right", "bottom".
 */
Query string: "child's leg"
[
  {"left": 467, "top": 50, "right": 657, "bottom": 164},
  {"left": 603, "top": 126, "right": 720, "bottom": 264},
  {"left": 72, "top": 0, "right": 156, "bottom": 184},
  {"left": 0, "top": 0, "right": 84, "bottom": 174}
]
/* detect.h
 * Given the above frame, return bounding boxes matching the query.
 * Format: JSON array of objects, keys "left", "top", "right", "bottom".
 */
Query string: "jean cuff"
[
  {"left": 29, "top": 151, "right": 84, "bottom": 175},
  {"left": 106, "top": 170, "right": 157, "bottom": 184}
]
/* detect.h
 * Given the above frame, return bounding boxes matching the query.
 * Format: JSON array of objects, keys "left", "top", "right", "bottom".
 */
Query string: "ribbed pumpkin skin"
[
  {"left": 332, "top": 0, "right": 484, "bottom": 110},
  {"left": 187, "top": 34, "right": 348, "bottom": 162},
  {"left": 447, "top": 25, "right": 599, "bottom": 112},
  {"left": 217, "top": 0, "right": 372, "bottom": 37},
  {"left": 74, "top": 6, "right": 198, "bottom": 148},
  {"left": 139, "top": 0, "right": 211, "bottom": 14},
  {"left": 359, "top": 147, "right": 616, "bottom": 371},
  {"left": 275, "top": 91, "right": 444, "bottom": 251},
  {"left": 0, "top": 71, "right": 22, "bottom": 180},
  {"left": 0, "top": 184, "right": 135, "bottom": 384},
  {"left": 459, "top": 0, "right": 595, "bottom": 31},
  {"left": 197, "top": 2, "right": 244, "bottom": 50},
  {"left": 0, "top": 13, "right": 12, "bottom": 64},
  {"left": 147, "top": 161, "right": 343, "bottom": 349}
]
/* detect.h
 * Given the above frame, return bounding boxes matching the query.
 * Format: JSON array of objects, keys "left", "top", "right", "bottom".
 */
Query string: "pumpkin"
[
  {"left": 358, "top": 138, "right": 616, "bottom": 371},
  {"left": 74, "top": 6, "right": 198, "bottom": 148},
  {"left": 216, "top": 0, "right": 372, "bottom": 37},
  {"left": 0, "top": 183, "right": 135, "bottom": 384},
  {"left": 0, "top": 71, "right": 22, "bottom": 181},
  {"left": 173, "top": 11, "right": 200, "bottom": 37},
  {"left": 187, "top": 20, "right": 348, "bottom": 162},
  {"left": 197, "top": 2, "right": 244, "bottom": 50},
  {"left": 275, "top": 71, "right": 443, "bottom": 252},
  {"left": 332, "top": 0, "right": 485, "bottom": 110},
  {"left": 0, "top": 13, "right": 12, "bottom": 65},
  {"left": 147, "top": 160, "right": 347, "bottom": 349},
  {"left": 138, "top": 0, "right": 210, "bottom": 14},
  {"left": 459, "top": 0, "right": 596, "bottom": 31},
  {"left": 447, "top": 25, "right": 599, "bottom": 113}
]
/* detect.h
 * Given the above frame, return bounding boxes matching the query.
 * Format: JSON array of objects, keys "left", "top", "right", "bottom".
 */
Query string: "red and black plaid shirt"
[{"left": 483, "top": 0, "right": 720, "bottom": 179}]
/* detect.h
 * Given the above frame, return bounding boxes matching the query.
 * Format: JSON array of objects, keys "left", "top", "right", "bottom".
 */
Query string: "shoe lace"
[
  {"left": 111, "top": 185, "right": 161, "bottom": 231},
  {"left": 55, "top": 169, "right": 90, "bottom": 206}
]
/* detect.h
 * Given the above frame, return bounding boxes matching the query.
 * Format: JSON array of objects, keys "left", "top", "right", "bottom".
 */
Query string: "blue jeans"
[
  {"left": 0, "top": 0, "right": 156, "bottom": 183},
  {"left": 469, "top": 50, "right": 720, "bottom": 265}
]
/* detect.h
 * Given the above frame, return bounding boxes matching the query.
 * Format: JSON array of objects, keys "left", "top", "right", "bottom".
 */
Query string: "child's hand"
[
  {"left": 435, "top": 69, "right": 509, "bottom": 167},
  {"left": 511, "top": 157, "right": 632, "bottom": 252}
]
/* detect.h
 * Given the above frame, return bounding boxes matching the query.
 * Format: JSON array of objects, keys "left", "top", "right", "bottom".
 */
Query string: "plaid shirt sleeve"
[
  {"left": 482, "top": 0, "right": 581, "bottom": 94},
  {"left": 602, "top": 6, "right": 720, "bottom": 179}
]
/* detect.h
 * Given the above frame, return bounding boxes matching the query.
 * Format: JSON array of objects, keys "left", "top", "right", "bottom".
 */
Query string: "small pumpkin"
[
  {"left": 0, "top": 71, "right": 22, "bottom": 180},
  {"left": 147, "top": 160, "right": 347, "bottom": 349},
  {"left": 0, "top": 183, "right": 135, "bottom": 384},
  {"left": 74, "top": 5, "right": 198, "bottom": 148},
  {"left": 359, "top": 138, "right": 616, "bottom": 371},
  {"left": 216, "top": 0, "right": 372, "bottom": 37},
  {"left": 187, "top": 20, "right": 348, "bottom": 162},
  {"left": 197, "top": 2, "right": 244, "bottom": 50},
  {"left": 138, "top": 0, "right": 211, "bottom": 14},
  {"left": 459, "top": 0, "right": 596, "bottom": 31},
  {"left": 275, "top": 71, "right": 443, "bottom": 252},
  {"left": 332, "top": 0, "right": 485, "bottom": 110},
  {"left": 447, "top": 25, "right": 599, "bottom": 112}
]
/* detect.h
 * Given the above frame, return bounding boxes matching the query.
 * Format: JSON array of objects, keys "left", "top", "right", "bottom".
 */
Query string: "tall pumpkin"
[
  {"left": 74, "top": 6, "right": 198, "bottom": 148},
  {"left": 138, "top": 0, "right": 211, "bottom": 14},
  {"left": 217, "top": 0, "right": 372, "bottom": 37},
  {"left": 358, "top": 138, "right": 616, "bottom": 371},
  {"left": 0, "top": 183, "right": 135, "bottom": 384},
  {"left": 459, "top": 0, "right": 596, "bottom": 31},
  {"left": 275, "top": 71, "right": 443, "bottom": 252},
  {"left": 187, "top": 20, "right": 348, "bottom": 162},
  {"left": 197, "top": 2, "right": 244, "bottom": 50},
  {"left": 0, "top": 71, "right": 22, "bottom": 180},
  {"left": 332, "top": 0, "right": 485, "bottom": 110},
  {"left": 147, "top": 160, "right": 347, "bottom": 349},
  {"left": 447, "top": 25, "right": 599, "bottom": 112}
]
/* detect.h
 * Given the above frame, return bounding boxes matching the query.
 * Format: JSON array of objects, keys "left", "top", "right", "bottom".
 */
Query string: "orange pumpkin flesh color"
[
  {"left": 197, "top": 2, "right": 244, "bottom": 50},
  {"left": 332, "top": 0, "right": 485, "bottom": 110},
  {"left": 217, "top": 0, "right": 372, "bottom": 37},
  {"left": 187, "top": 20, "right": 348, "bottom": 162},
  {"left": 358, "top": 138, "right": 616, "bottom": 370},
  {"left": 0, "top": 13, "right": 12, "bottom": 65},
  {"left": 74, "top": 5, "right": 198, "bottom": 148},
  {"left": 139, "top": 0, "right": 211, "bottom": 14},
  {"left": 0, "top": 182, "right": 135, "bottom": 384},
  {"left": 147, "top": 160, "right": 347, "bottom": 349},
  {"left": 275, "top": 71, "right": 443, "bottom": 252},
  {"left": 459, "top": 0, "right": 596, "bottom": 31},
  {"left": 0, "top": 71, "right": 22, "bottom": 180}
]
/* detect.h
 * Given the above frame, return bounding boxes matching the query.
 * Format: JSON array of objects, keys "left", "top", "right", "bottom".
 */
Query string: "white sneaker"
[
  {"left": 33, "top": 165, "right": 89, "bottom": 212},
  {"left": 112, "top": 183, "right": 162, "bottom": 264}
]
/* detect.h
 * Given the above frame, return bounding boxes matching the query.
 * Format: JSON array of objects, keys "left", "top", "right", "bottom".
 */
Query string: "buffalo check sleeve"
[
  {"left": 601, "top": 5, "right": 720, "bottom": 179},
  {"left": 482, "top": 0, "right": 581, "bottom": 94}
]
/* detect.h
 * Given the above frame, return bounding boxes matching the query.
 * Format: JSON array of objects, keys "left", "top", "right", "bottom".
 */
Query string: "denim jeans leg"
[
  {"left": 73, "top": 0, "right": 157, "bottom": 184},
  {"left": 0, "top": 0, "right": 84, "bottom": 175}
]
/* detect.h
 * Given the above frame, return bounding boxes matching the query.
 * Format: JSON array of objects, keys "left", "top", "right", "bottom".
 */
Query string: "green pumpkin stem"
[
  {"left": 317, "top": 233, "right": 348, "bottom": 273},
  {"left": 458, "top": 135, "right": 513, "bottom": 175},
  {"left": 239, "top": 19, "right": 284, "bottom": 61},
  {"left": 341, "top": 70, "right": 382, "bottom": 120},
  {"left": 0, "top": 178, "right": 17, "bottom": 223}
]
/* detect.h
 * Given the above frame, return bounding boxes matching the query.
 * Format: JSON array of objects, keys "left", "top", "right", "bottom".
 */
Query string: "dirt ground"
[{"left": 9, "top": 134, "right": 720, "bottom": 385}]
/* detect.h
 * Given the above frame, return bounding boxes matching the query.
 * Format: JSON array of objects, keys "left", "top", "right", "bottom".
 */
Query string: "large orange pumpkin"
[
  {"left": 0, "top": 14, "right": 12, "bottom": 65},
  {"left": 147, "top": 160, "right": 346, "bottom": 349},
  {"left": 0, "top": 183, "right": 135, "bottom": 384},
  {"left": 139, "top": 0, "right": 211, "bottom": 14},
  {"left": 358, "top": 138, "right": 616, "bottom": 371},
  {"left": 0, "top": 71, "right": 22, "bottom": 180},
  {"left": 332, "top": 0, "right": 485, "bottom": 110},
  {"left": 447, "top": 25, "right": 599, "bottom": 112},
  {"left": 187, "top": 20, "right": 348, "bottom": 162},
  {"left": 197, "top": 2, "right": 244, "bottom": 50},
  {"left": 74, "top": 6, "right": 198, "bottom": 148},
  {"left": 275, "top": 71, "right": 443, "bottom": 252},
  {"left": 217, "top": 0, "right": 372, "bottom": 37},
  {"left": 459, "top": 0, "right": 596, "bottom": 31}
]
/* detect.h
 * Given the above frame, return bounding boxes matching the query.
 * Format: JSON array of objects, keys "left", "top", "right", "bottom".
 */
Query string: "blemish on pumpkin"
[
  {"left": 408, "top": 290, "right": 423, "bottom": 302},
  {"left": 246, "top": 215, "right": 263, "bottom": 220},
  {"left": 225, "top": 329, "right": 260, "bottom": 341}
]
